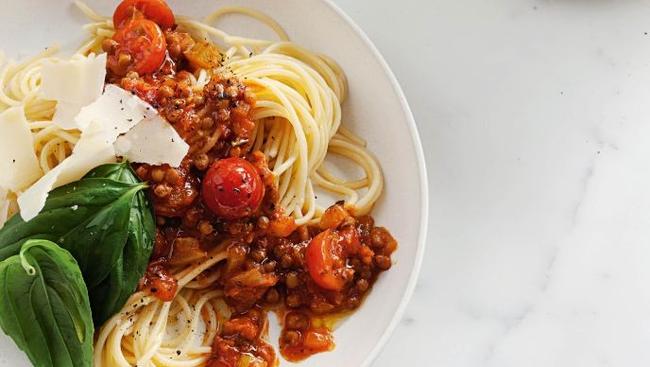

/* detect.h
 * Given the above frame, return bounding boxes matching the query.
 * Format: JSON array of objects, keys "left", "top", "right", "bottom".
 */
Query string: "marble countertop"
[{"left": 332, "top": 0, "right": 650, "bottom": 366}]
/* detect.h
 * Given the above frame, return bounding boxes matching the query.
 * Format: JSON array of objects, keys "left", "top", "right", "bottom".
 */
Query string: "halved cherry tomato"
[
  {"left": 202, "top": 158, "right": 265, "bottom": 220},
  {"left": 113, "top": 0, "right": 175, "bottom": 29},
  {"left": 108, "top": 18, "right": 167, "bottom": 76},
  {"left": 306, "top": 229, "right": 351, "bottom": 291}
]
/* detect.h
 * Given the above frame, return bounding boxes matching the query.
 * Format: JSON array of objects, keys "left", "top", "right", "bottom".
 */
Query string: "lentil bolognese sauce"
[
  {"left": 101, "top": 7, "right": 398, "bottom": 364},
  {"left": 0, "top": 0, "right": 397, "bottom": 365}
]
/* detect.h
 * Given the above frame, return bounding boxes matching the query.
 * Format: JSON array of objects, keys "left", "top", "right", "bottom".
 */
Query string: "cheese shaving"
[
  {"left": 0, "top": 106, "right": 43, "bottom": 192},
  {"left": 115, "top": 115, "right": 189, "bottom": 168}
]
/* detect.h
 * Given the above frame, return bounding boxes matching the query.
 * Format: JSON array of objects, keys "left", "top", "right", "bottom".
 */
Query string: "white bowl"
[{"left": 0, "top": 1, "right": 428, "bottom": 366}]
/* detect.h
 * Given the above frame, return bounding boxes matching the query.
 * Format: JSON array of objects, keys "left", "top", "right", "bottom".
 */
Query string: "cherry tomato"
[
  {"left": 108, "top": 18, "right": 167, "bottom": 76},
  {"left": 306, "top": 229, "right": 351, "bottom": 291},
  {"left": 202, "top": 158, "right": 265, "bottom": 220},
  {"left": 113, "top": 0, "right": 175, "bottom": 29}
]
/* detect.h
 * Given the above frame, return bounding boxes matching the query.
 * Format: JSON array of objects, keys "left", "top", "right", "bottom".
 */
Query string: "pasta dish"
[{"left": 0, "top": 1, "right": 397, "bottom": 366}]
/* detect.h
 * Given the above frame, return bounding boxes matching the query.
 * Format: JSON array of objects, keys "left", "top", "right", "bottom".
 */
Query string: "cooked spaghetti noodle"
[{"left": 95, "top": 243, "right": 231, "bottom": 367}]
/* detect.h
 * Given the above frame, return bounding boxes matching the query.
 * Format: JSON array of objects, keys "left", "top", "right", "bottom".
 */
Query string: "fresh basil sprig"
[
  {"left": 83, "top": 162, "right": 155, "bottom": 325},
  {"left": 0, "top": 162, "right": 156, "bottom": 325},
  {"left": 0, "top": 239, "right": 93, "bottom": 367},
  {"left": 0, "top": 178, "right": 143, "bottom": 287}
]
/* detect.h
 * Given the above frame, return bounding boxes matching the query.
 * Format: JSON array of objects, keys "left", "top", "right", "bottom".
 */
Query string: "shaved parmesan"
[
  {"left": 75, "top": 84, "right": 156, "bottom": 133},
  {"left": 52, "top": 101, "right": 83, "bottom": 130},
  {"left": 41, "top": 53, "right": 107, "bottom": 130},
  {"left": 54, "top": 120, "right": 117, "bottom": 185},
  {"left": 40, "top": 53, "right": 106, "bottom": 105},
  {"left": 17, "top": 120, "right": 117, "bottom": 221},
  {"left": 17, "top": 82, "right": 192, "bottom": 220},
  {"left": 115, "top": 115, "right": 189, "bottom": 167},
  {"left": 0, "top": 107, "right": 42, "bottom": 192},
  {"left": 17, "top": 166, "right": 59, "bottom": 222}
]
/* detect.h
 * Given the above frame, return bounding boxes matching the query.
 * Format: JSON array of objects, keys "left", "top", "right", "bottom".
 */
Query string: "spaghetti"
[{"left": 95, "top": 244, "right": 231, "bottom": 367}]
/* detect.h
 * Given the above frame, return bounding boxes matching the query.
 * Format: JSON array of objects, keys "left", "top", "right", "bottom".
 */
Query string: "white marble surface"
[{"left": 331, "top": 0, "right": 650, "bottom": 366}]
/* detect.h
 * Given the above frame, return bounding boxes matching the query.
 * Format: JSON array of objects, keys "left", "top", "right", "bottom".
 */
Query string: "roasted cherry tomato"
[
  {"left": 202, "top": 158, "right": 265, "bottom": 220},
  {"left": 306, "top": 229, "right": 351, "bottom": 291},
  {"left": 108, "top": 18, "right": 167, "bottom": 76},
  {"left": 113, "top": 0, "right": 175, "bottom": 29}
]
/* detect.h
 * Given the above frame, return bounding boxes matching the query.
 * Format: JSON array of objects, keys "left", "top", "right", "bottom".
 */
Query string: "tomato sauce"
[
  {"left": 279, "top": 311, "right": 334, "bottom": 362},
  {"left": 106, "top": 15, "right": 397, "bottom": 365},
  {"left": 207, "top": 308, "right": 276, "bottom": 367}
]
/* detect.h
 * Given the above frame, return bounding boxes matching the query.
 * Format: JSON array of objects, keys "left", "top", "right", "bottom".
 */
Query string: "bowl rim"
[{"left": 317, "top": 1, "right": 430, "bottom": 366}]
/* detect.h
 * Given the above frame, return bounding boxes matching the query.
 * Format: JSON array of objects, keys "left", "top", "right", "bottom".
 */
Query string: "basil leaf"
[
  {"left": 0, "top": 239, "right": 93, "bottom": 367},
  {"left": 0, "top": 163, "right": 156, "bottom": 327},
  {"left": 0, "top": 178, "right": 146, "bottom": 288},
  {"left": 84, "top": 163, "right": 155, "bottom": 325},
  {"left": 84, "top": 161, "right": 138, "bottom": 182},
  {"left": 89, "top": 192, "right": 154, "bottom": 325}
]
